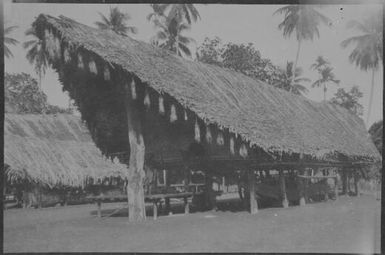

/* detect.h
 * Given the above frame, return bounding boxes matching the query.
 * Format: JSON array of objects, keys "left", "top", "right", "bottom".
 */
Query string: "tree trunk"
[
  {"left": 323, "top": 83, "right": 326, "bottom": 101},
  {"left": 38, "top": 72, "right": 42, "bottom": 90},
  {"left": 366, "top": 68, "right": 376, "bottom": 124},
  {"left": 124, "top": 81, "right": 146, "bottom": 222},
  {"left": 290, "top": 39, "right": 302, "bottom": 91}
]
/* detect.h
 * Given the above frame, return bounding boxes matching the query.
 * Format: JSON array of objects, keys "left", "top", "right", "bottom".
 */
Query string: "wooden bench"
[{"left": 87, "top": 192, "right": 198, "bottom": 220}]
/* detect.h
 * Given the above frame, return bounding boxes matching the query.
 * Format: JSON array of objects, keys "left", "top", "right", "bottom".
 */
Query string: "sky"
[{"left": 4, "top": 1, "right": 383, "bottom": 128}]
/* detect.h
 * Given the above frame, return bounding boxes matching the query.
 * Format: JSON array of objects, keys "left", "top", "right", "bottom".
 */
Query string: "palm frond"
[{"left": 5, "top": 25, "right": 18, "bottom": 35}]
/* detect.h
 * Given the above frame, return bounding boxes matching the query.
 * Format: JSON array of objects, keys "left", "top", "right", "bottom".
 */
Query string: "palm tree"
[
  {"left": 151, "top": 16, "right": 195, "bottom": 58},
  {"left": 310, "top": 55, "right": 330, "bottom": 71},
  {"left": 341, "top": 10, "right": 382, "bottom": 124},
  {"left": 23, "top": 28, "right": 49, "bottom": 89},
  {"left": 147, "top": 4, "right": 168, "bottom": 23},
  {"left": 311, "top": 66, "right": 340, "bottom": 101},
  {"left": 275, "top": 61, "right": 310, "bottom": 95},
  {"left": 148, "top": 4, "right": 200, "bottom": 25},
  {"left": 95, "top": 7, "right": 137, "bottom": 36},
  {"left": 274, "top": 5, "right": 330, "bottom": 86},
  {"left": 4, "top": 25, "right": 19, "bottom": 59}
]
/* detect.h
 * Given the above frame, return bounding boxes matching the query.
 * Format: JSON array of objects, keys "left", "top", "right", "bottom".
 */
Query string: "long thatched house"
[
  {"left": 30, "top": 14, "right": 380, "bottom": 221},
  {"left": 4, "top": 114, "right": 127, "bottom": 187}
]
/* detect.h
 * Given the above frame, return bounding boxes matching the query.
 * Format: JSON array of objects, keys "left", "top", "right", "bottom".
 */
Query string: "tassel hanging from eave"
[
  {"left": 63, "top": 47, "right": 71, "bottom": 63},
  {"left": 170, "top": 104, "right": 177, "bottom": 123},
  {"left": 131, "top": 79, "right": 137, "bottom": 100},
  {"left": 230, "top": 136, "right": 235, "bottom": 155},
  {"left": 104, "top": 65, "right": 110, "bottom": 80},
  {"left": 144, "top": 90, "right": 151, "bottom": 109},
  {"left": 44, "top": 29, "right": 55, "bottom": 60},
  {"left": 88, "top": 58, "right": 97, "bottom": 75},
  {"left": 77, "top": 53, "right": 84, "bottom": 69},
  {"left": 158, "top": 95, "right": 165, "bottom": 115},
  {"left": 184, "top": 109, "right": 188, "bottom": 121},
  {"left": 239, "top": 144, "right": 248, "bottom": 158},
  {"left": 54, "top": 36, "right": 61, "bottom": 59},
  {"left": 194, "top": 119, "right": 201, "bottom": 143},
  {"left": 205, "top": 125, "right": 212, "bottom": 144},
  {"left": 216, "top": 131, "right": 224, "bottom": 146}
]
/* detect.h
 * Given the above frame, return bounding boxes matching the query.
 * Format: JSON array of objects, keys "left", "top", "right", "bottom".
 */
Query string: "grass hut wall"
[
  {"left": 4, "top": 114, "right": 128, "bottom": 187},
  {"left": 31, "top": 14, "right": 381, "bottom": 220}
]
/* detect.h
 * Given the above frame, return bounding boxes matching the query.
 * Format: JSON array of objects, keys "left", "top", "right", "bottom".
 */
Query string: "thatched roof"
[
  {"left": 32, "top": 14, "right": 380, "bottom": 162},
  {"left": 4, "top": 114, "right": 127, "bottom": 187}
]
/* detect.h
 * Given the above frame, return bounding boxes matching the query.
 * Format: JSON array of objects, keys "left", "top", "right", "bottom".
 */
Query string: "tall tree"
[
  {"left": 4, "top": 25, "right": 19, "bottom": 59},
  {"left": 311, "top": 66, "right": 340, "bottom": 101},
  {"left": 330, "top": 86, "right": 364, "bottom": 116},
  {"left": 196, "top": 37, "right": 223, "bottom": 66},
  {"left": 275, "top": 62, "right": 310, "bottom": 95},
  {"left": 5, "top": 72, "right": 72, "bottom": 114},
  {"left": 341, "top": 10, "right": 383, "bottom": 124},
  {"left": 95, "top": 7, "right": 138, "bottom": 36},
  {"left": 23, "top": 28, "right": 49, "bottom": 89},
  {"left": 274, "top": 5, "right": 330, "bottom": 86},
  {"left": 196, "top": 37, "right": 283, "bottom": 86},
  {"left": 368, "top": 120, "right": 383, "bottom": 155},
  {"left": 151, "top": 16, "right": 195, "bottom": 57}
]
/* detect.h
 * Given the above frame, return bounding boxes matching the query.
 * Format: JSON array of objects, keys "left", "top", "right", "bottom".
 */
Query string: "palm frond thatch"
[
  {"left": 32, "top": 14, "right": 380, "bottom": 162},
  {"left": 4, "top": 114, "right": 128, "bottom": 186}
]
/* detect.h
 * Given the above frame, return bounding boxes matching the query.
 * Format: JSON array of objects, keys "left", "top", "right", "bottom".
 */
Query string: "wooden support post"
[
  {"left": 342, "top": 168, "right": 348, "bottom": 196},
  {"left": 298, "top": 169, "right": 306, "bottom": 206},
  {"left": 184, "top": 196, "right": 190, "bottom": 214},
  {"left": 205, "top": 170, "right": 213, "bottom": 210},
  {"left": 123, "top": 79, "right": 146, "bottom": 222},
  {"left": 354, "top": 169, "right": 360, "bottom": 197},
  {"left": 279, "top": 170, "right": 289, "bottom": 208},
  {"left": 153, "top": 201, "right": 158, "bottom": 220},
  {"left": 323, "top": 169, "right": 329, "bottom": 201},
  {"left": 248, "top": 169, "right": 258, "bottom": 214},
  {"left": 165, "top": 169, "right": 171, "bottom": 214},
  {"left": 96, "top": 200, "right": 102, "bottom": 218},
  {"left": 334, "top": 176, "right": 339, "bottom": 201}
]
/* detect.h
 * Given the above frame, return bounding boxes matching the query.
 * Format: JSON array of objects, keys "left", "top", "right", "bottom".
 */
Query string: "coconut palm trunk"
[
  {"left": 323, "top": 83, "right": 326, "bottom": 101},
  {"left": 291, "top": 39, "right": 302, "bottom": 88},
  {"left": 38, "top": 72, "right": 42, "bottom": 90},
  {"left": 366, "top": 68, "right": 376, "bottom": 124}
]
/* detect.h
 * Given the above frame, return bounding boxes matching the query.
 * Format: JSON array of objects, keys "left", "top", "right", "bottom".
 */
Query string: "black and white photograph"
[{"left": 3, "top": 0, "right": 383, "bottom": 253}]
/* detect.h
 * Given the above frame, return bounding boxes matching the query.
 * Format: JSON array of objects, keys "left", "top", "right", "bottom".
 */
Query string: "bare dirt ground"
[{"left": 4, "top": 194, "right": 381, "bottom": 253}]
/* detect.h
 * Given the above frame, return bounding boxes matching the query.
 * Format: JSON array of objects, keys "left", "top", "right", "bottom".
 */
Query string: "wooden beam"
[
  {"left": 159, "top": 157, "right": 375, "bottom": 169},
  {"left": 248, "top": 169, "right": 258, "bottom": 214},
  {"left": 297, "top": 175, "right": 337, "bottom": 179}
]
